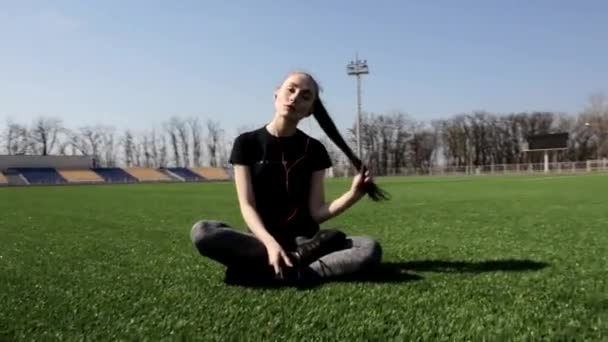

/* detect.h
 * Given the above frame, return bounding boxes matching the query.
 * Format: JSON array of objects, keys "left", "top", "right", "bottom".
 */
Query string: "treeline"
[
  {"left": 0, "top": 116, "right": 232, "bottom": 168},
  {"left": 1, "top": 93, "right": 606, "bottom": 175},
  {"left": 331, "top": 93, "right": 607, "bottom": 175}
]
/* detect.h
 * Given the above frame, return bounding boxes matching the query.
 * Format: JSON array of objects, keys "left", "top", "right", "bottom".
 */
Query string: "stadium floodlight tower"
[{"left": 346, "top": 55, "right": 369, "bottom": 158}]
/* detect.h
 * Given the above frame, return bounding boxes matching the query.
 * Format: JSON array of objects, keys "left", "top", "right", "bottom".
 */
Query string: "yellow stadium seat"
[
  {"left": 57, "top": 169, "right": 105, "bottom": 183},
  {"left": 191, "top": 167, "right": 230, "bottom": 180},
  {"left": 125, "top": 168, "right": 173, "bottom": 182}
]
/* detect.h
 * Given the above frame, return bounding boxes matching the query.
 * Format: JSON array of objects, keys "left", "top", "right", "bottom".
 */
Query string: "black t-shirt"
[{"left": 229, "top": 126, "right": 332, "bottom": 249}]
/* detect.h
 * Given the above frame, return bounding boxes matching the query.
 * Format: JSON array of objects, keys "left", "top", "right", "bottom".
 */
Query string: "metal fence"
[{"left": 328, "top": 159, "right": 608, "bottom": 177}]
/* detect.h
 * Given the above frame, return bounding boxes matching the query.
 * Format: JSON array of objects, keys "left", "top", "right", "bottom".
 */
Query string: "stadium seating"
[
  {"left": 93, "top": 168, "right": 139, "bottom": 183},
  {"left": 191, "top": 167, "right": 231, "bottom": 181},
  {"left": 14, "top": 168, "right": 67, "bottom": 185},
  {"left": 0, "top": 172, "right": 8, "bottom": 186},
  {"left": 58, "top": 169, "right": 105, "bottom": 183},
  {"left": 223, "top": 166, "right": 235, "bottom": 180},
  {"left": 164, "top": 167, "right": 205, "bottom": 182},
  {"left": 125, "top": 168, "right": 173, "bottom": 182},
  {"left": 2, "top": 169, "right": 28, "bottom": 185}
]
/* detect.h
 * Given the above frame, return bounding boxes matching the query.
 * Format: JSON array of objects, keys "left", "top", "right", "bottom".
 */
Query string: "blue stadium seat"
[
  {"left": 14, "top": 168, "right": 67, "bottom": 185},
  {"left": 165, "top": 167, "right": 205, "bottom": 182},
  {"left": 92, "top": 168, "right": 139, "bottom": 183}
]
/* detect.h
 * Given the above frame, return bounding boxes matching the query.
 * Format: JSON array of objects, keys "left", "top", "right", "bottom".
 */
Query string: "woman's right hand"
[{"left": 265, "top": 240, "right": 293, "bottom": 278}]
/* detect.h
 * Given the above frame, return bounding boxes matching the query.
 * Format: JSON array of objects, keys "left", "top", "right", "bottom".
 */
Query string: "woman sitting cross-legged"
[{"left": 190, "top": 71, "right": 389, "bottom": 287}]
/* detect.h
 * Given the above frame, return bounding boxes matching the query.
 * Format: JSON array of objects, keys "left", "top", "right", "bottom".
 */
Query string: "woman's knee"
[
  {"left": 190, "top": 220, "right": 223, "bottom": 248},
  {"left": 355, "top": 236, "right": 383, "bottom": 266}
]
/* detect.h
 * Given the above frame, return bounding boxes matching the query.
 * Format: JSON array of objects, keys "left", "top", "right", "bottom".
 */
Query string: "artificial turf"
[{"left": 1, "top": 174, "right": 607, "bottom": 340}]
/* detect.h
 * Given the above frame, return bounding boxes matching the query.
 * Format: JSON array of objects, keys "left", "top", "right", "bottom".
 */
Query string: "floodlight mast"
[{"left": 347, "top": 55, "right": 369, "bottom": 159}]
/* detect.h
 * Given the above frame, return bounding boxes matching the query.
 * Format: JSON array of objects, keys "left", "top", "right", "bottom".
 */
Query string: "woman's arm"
[
  {"left": 308, "top": 168, "right": 370, "bottom": 224},
  {"left": 233, "top": 165, "right": 280, "bottom": 246},
  {"left": 233, "top": 165, "right": 294, "bottom": 275}
]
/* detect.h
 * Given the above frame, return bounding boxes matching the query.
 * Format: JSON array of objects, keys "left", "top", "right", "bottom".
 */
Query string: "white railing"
[{"left": 328, "top": 159, "right": 608, "bottom": 177}]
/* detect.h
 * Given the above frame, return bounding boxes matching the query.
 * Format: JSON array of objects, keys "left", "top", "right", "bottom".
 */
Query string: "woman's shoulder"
[
  {"left": 233, "top": 126, "right": 266, "bottom": 144},
  {"left": 298, "top": 129, "right": 327, "bottom": 150},
  {"left": 297, "top": 130, "right": 333, "bottom": 169},
  {"left": 230, "top": 127, "right": 267, "bottom": 166}
]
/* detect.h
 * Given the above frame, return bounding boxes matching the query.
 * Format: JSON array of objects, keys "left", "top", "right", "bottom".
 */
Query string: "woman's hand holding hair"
[{"left": 351, "top": 166, "right": 373, "bottom": 199}]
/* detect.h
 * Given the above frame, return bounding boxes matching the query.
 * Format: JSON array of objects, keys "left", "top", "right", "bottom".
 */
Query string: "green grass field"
[{"left": 1, "top": 174, "right": 607, "bottom": 341}]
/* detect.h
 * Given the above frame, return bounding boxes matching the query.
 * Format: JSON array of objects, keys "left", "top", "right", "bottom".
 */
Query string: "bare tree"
[
  {"left": 492, "top": 114, "right": 521, "bottom": 165},
  {"left": 3, "top": 121, "right": 29, "bottom": 155},
  {"left": 409, "top": 122, "right": 436, "bottom": 173},
  {"left": 158, "top": 134, "right": 168, "bottom": 168},
  {"left": 100, "top": 127, "right": 117, "bottom": 167},
  {"left": 57, "top": 138, "right": 72, "bottom": 156},
  {"left": 439, "top": 114, "right": 470, "bottom": 168},
  {"left": 29, "top": 117, "right": 63, "bottom": 155},
  {"left": 122, "top": 130, "right": 135, "bottom": 167},
  {"left": 16, "top": 125, "right": 30, "bottom": 155},
  {"left": 78, "top": 126, "right": 102, "bottom": 158},
  {"left": 187, "top": 117, "right": 203, "bottom": 167},
  {"left": 586, "top": 92, "right": 608, "bottom": 117},
  {"left": 0, "top": 123, "right": 6, "bottom": 154},
  {"left": 205, "top": 120, "right": 223, "bottom": 167},
  {"left": 142, "top": 132, "right": 151, "bottom": 167},
  {"left": 147, "top": 129, "right": 160, "bottom": 168},
  {"left": 375, "top": 114, "right": 391, "bottom": 175},
  {"left": 580, "top": 92, "right": 608, "bottom": 159},
  {"left": 346, "top": 111, "right": 424, "bottom": 176},
  {"left": 164, "top": 118, "right": 181, "bottom": 167},
  {"left": 174, "top": 118, "right": 190, "bottom": 167},
  {"left": 350, "top": 112, "right": 380, "bottom": 173},
  {"left": 132, "top": 133, "right": 143, "bottom": 167},
  {"left": 218, "top": 135, "right": 232, "bottom": 167},
  {"left": 65, "top": 125, "right": 118, "bottom": 167},
  {"left": 388, "top": 113, "right": 414, "bottom": 174}
]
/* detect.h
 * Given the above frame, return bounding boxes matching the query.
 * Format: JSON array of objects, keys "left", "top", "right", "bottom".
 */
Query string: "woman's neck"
[{"left": 267, "top": 116, "right": 297, "bottom": 137}]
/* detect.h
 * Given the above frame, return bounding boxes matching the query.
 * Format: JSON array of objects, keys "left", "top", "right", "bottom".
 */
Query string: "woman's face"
[{"left": 274, "top": 73, "right": 317, "bottom": 122}]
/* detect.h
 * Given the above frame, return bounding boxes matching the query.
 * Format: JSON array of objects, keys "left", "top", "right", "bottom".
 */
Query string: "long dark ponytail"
[{"left": 312, "top": 97, "right": 389, "bottom": 201}]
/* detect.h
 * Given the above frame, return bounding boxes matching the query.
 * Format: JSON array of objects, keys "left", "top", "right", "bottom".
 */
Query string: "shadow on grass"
[
  {"left": 222, "top": 263, "right": 423, "bottom": 290},
  {"left": 325, "top": 259, "right": 548, "bottom": 285},
  {"left": 222, "top": 259, "right": 549, "bottom": 290},
  {"left": 393, "top": 259, "right": 550, "bottom": 273},
  {"left": 330, "top": 262, "right": 424, "bottom": 284}
]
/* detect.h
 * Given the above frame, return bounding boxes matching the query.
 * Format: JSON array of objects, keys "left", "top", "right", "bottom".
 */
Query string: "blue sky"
[{"left": 1, "top": 0, "right": 606, "bottom": 138}]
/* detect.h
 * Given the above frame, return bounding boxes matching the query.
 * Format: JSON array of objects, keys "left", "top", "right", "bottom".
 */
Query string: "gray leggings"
[{"left": 190, "top": 220, "right": 382, "bottom": 278}]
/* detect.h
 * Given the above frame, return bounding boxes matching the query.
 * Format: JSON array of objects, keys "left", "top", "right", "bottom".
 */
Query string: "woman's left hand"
[{"left": 351, "top": 167, "right": 373, "bottom": 196}]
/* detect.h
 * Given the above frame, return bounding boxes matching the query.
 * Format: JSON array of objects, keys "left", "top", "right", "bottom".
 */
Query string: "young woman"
[{"left": 190, "top": 71, "right": 389, "bottom": 286}]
